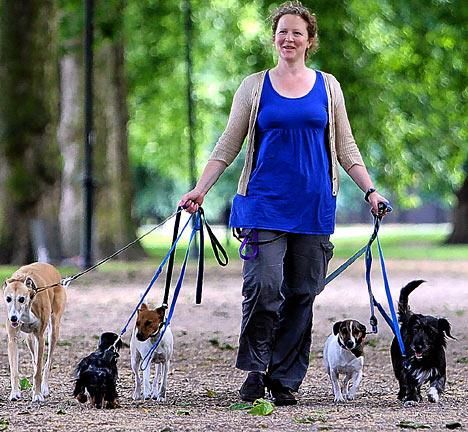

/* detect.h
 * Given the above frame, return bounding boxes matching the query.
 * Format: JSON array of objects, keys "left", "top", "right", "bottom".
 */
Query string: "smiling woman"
[{"left": 178, "top": 0, "right": 390, "bottom": 407}]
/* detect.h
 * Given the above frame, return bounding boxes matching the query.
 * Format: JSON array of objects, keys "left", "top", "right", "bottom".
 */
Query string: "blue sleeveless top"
[{"left": 229, "top": 70, "right": 336, "bottom": 234}]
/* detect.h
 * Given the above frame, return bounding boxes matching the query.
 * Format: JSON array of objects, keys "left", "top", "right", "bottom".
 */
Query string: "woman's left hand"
[{"left": 367, "top": 191, "right": 391, "bottom": 217}]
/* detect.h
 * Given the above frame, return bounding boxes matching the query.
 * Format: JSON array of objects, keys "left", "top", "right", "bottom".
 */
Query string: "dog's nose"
[
  {"left": 10, "top": 315, "right": 18, "bottom": 323},
  {"left": 345, "top": 340, "right": 355, "bottom": 349}
]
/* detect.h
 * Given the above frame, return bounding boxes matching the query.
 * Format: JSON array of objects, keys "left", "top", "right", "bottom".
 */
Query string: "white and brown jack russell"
[
  {"left": 3, "top": 263, "right": 67, "bottom": 402},
  {"left": 323, "top": 319, "right": 367, "bottom": 403},
  {"left": 130, "top": 303, "right": 173, "bottom": 402}
]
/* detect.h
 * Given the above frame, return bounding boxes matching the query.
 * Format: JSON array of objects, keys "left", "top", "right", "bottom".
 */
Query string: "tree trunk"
[
  {"left": 447, "top": 174, "right": 468, "bottom": 244},
  {"left": 93, "top": 39, "right": 145, "bottom": 260},
  {"left": 0, "top": 0, "right": 61, "bottom": 264},
  {"left": 58, "top": 52, "right": 84, "bottom": 260}
]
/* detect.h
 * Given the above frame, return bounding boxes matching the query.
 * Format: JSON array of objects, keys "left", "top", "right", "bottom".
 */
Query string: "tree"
[
  {"left": 58, "top": 0, "right": 144, "bottom": 261},
  {"left": 0, "top": 0, "right": 62, "bottom": 264}
]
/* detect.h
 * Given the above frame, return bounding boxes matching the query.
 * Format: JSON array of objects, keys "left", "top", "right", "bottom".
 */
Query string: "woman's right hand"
[{"left": 178, "top": 188, "right": 205, "bottom": 214}]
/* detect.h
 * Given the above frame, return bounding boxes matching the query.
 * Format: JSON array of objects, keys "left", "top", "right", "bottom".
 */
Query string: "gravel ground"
[{"left": 0, "top": 258, "right": 466, "bottom": 432}]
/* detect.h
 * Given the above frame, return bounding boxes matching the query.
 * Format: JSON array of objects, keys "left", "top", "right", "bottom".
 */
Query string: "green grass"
[
  {"left": 140, "top": 224, "right": 468, "bottom": 262},
  {"left": 330, "top": 228, "right": 468, "bottom": 260},
  {"left": 0, "top": 225, "right": 466, "bottom": 282}
]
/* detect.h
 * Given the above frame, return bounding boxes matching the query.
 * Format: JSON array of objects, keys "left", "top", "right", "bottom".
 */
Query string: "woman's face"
[{"left": 274, "top": 14, "right": 311, "bottom": 62}]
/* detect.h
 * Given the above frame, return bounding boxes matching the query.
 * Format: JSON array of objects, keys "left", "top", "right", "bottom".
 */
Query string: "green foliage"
[
  {"left": 248, "top": 398, "right": 274, "bottom": 416},
  {"left": 122, "top": 0, "right": 466, "bottom": 221},
  {"left": 20, "top": 377, "right": 32, "bottom": 391}
]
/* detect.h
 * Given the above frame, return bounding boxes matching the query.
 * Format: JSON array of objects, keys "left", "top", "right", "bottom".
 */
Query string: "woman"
[{"left": 179, "top": 1, "right": 388, "bottom": 405}]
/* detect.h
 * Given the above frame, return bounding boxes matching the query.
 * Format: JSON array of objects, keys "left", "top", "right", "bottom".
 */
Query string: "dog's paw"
[
  {"left": 427, "top": 388, "right": 439, "bottom": 403},
  {"left": 132, "top": 390, "right": 142, "bottom": 400},
  {"left": 41, "top": 383, "right": 50, "bottom": 397},
  {"left": 9, "top": 390, "right": 21, "bottom": 401},
  {"left": 334, "top": 395, "right": 346, "bottom": 403},
  {"left": 403, "top": 400, "right": 418, "bottom": 408},
  {"left": 347, "top": 393, "right": 356, "bottom": 401},
  {"left": 153, "top": 394, "right": 166, "bottom": 403},
  {"left": 32, "top": 392, "right": 45, "bottom": 403},
  {"left": 76, "top": 393, "right": 88, "bottom": 403}
]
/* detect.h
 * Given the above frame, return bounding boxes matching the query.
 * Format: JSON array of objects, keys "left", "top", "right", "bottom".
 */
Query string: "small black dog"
[
  {"left": 391, "top": 280, "right": 455, "bottom": 405},
  {"left": 73, "top": 332, "right": 123, "bottom": 408}
]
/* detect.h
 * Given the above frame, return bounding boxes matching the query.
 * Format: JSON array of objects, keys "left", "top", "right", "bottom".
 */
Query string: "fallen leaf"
[
  {"left": 446, "top": 422, "right": 462, "bottom": 430},
  {"left": 249, "top": 399, "right": 274, "bottom": 416},
  {"left": 397, "top": 420, "right": 431, "bottom": 429},
  {"left": 229, "top": 402, "right": 251, "bottom": 411}
]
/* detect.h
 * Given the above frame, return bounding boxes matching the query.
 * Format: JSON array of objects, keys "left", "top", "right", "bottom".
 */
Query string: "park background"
[
  {"left": 0, "top": 1, "right": 467, "bottom": 431},
  {"left": 0, "top": 0, "right": 467, "bottom": 267}
]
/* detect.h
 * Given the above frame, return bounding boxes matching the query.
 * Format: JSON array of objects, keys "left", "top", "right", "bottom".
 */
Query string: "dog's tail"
[{"left": 398, "top": 280, "right": 425, "bottom": 321}]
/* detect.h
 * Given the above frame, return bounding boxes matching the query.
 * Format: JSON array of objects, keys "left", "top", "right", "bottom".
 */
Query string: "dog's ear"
[
  {"left": 359, "top": 323, "right": 367, "bottom": 336},
  {"left": 438, "top": 318, "right": 456, "bottom": 340},
  {"left": 25, "top": 277, "right": 36, "bottom": 291},
  {"left": 156, "top": 306, "right": 166, "bottom": 319},
  {"left": 139, "top": 303, "right": 148, "bottom": 311},
  {"left": 333, "top": 321, "right": 342, "bottom": 335}
]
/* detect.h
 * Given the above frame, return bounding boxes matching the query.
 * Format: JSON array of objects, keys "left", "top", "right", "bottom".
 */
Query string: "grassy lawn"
[
  {"left": 0, "top": 224, "right": 466, "bottom": 282},
  {"left": 139, "top": 223, "right": 468, "bottom": 262}
]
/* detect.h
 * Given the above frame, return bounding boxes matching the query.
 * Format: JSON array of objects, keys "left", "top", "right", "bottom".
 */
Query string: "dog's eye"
[
  {"left": 6, "top": 296, "right": 12, "bottom": 303},
  {"left": 145, "top": 320, "right": 152, "bottom": 327},
  {"left": 18, "top": 297, "right": 25, "bottom": 303}
]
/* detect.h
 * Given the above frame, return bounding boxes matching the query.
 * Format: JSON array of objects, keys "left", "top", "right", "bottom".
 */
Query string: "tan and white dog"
[
  {"left": 130, "top": 303, "right": 173, "bottom": 402},
  {"left": 3, "top": 262, "right": 67, "bottom": 402}
]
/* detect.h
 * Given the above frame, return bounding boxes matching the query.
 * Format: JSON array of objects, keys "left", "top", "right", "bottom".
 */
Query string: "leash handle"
[
  {"left": 196, "top": 212, "right": 204, "bottom": 305},
  {"left": 239, "top": 230, "right": 259, "bottom": 260},
  {"left": 164, "top": 207, "right": 183, "bottom": 306}
]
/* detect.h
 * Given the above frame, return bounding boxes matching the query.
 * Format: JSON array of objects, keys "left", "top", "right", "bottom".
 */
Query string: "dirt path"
[{"left": 0, "top": 259, "right": 466, "bottom": 431}]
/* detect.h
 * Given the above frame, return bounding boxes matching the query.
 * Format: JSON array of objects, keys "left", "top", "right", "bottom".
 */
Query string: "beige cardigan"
[{"left": 209, "top": 70, "right": 365, "bottom": 196}]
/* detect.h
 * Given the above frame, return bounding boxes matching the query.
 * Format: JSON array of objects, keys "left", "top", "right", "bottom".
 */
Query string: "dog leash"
[
  {"left": 139, "top": 218, "right": 200, "bottom": 371},
  {"left": 118, "top": 212, "right": 195, "bottom": 339},
  {"left": 163, "top": 207, "right": 228, "bottom": 308},
  {"left": 324, "top": 203, "right": 392, "bottom": 285},
  {"left": 137, "top": 207, "right": 229, "bottom": 370},
  {"left": 365, "top": 228, "right": 407, "bottom": 359},
  {"left": 32, "top": 208, "right": 186, "bottom": 294},
  {"left": 322, "top": 202, "right": 406, "bottom": 358}
]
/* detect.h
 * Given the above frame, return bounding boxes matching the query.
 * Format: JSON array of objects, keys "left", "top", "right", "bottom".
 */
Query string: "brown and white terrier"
[
  {"left": 3, "top": 262, "right": 67, "bottom": 402},
  {"left": 323, "top": 319, "right": 367, "bottom": 402},
  {"left": 130, "top": 303, "right": 173, "bottom": 402}
]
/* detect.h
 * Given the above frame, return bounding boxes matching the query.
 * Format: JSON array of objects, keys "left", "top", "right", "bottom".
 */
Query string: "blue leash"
[
  {"left": 325, "top": 203, "right": 406, "bottom": 358},
  {"left": 140, "top": 214, "right": 200, "bottom": 370},
  {"left": 118, "top": 213, "right": 195, "bottom": 338}
]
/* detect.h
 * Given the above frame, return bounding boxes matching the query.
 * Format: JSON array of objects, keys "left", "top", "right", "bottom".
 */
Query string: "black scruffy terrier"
[
  {"left": 73, "top": 332, "right": 123, "bottom": 408},
  {"left": 391, "top": 280, "right": 456, "bottom": 405}
]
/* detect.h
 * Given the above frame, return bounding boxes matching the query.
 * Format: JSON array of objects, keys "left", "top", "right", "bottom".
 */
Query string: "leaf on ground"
[
  {"left": 249, "top": 399, "right": 274, "bottom": 416},
  {"left": 294, "top": 410, "right": 329, "bottom": 424},
  {"left": 0, "top": 418, "right": 8, "bottom": 431},
  {"left": 446, "top": 422, "right": 462, "bottom": 430},
  {"left": 20, "top": 377, "right": 32, "bottom": 391},
  {"left": 397, "top": 420, "right": 431, "bottom": 429},
  {"left": 229, "top": 402, "right": 252, "bottom": 411},
  {"left": 56, "top": 409, "right": 66, "bottom": 415},
  {"left": 205, "top": 388, "right": 217, "bottom": 398},
  {"left": 176, "top": 410, "right": 190, "bottom": 416}
]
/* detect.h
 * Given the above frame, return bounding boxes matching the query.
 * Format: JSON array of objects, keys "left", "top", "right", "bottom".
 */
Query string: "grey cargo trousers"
[{"left": 236, "top": 230, "right": 334, "bottom": 391}]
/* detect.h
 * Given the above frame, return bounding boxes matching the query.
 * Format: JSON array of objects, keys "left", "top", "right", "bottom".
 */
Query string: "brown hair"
[{"left": 270, "top": 1, "right": 319, "bottom": 58}]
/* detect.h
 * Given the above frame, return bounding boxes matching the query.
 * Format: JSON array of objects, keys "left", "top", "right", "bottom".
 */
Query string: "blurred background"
[{"left": 0, "top": 0, "right": 466, "bottom": 268}]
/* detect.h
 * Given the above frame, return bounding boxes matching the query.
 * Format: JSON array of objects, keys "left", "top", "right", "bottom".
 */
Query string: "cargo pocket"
[{"left": 316, "top": 239, "right": 334, "bottom": 295}]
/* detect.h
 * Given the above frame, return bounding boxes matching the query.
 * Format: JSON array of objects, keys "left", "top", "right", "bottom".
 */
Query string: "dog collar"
[{"left": 338, "top": 338, "right": 364, "bottom": 358}]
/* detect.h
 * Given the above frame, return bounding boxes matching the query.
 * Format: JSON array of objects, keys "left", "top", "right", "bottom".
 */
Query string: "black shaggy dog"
[
  {"left": 73, "top": 332, "right": 123, "bottom": 408},
  {"left": 391, "top": 280, "right": 455, "bottom": 405}
]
